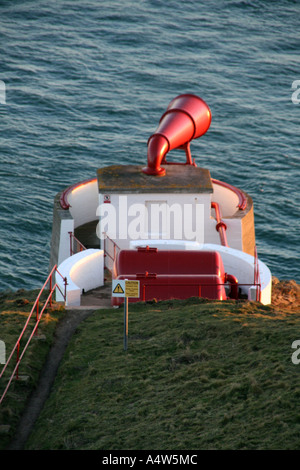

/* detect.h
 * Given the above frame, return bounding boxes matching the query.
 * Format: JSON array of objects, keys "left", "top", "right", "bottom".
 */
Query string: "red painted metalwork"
[
  {"left": 111, "top": 247, "right": 248, "bottom": 305},
  {"left": 143, "top": 94, "right": 211, "bottom": 176},
  {"left": 225, "top": 273, "right": 239, "bottom": 299},
  {"left": 211, "top": 201, "right": 229, "bottom": 247},
  {"left": 139, "top": 281, "right": 260, "bottom": 304},
  {"left": 69, "top": 231, "right": 86, "bottom": 256},
  {"left": 211, "top": 179, "right": 247, "bottom": 211},
  {"left": 112, "top": 248, "right": 231, "bottom": 305},
  {"left": 0, "top": 265, "right": 67, "bottom": 405},
  {"left": 115, "top": 247, "right": 225, "bottom": 278},
  {"left": 102, "top": 232, "right": 121, "bottom": 268},
  {"left": 254, "top": 246, "right": 261, "bottom": 302},
  {"left": 59, "top": 177, "right": 97, "bottom": 209},
  {"left": 118, "top": 273, "right": 226, "bottom": 303}
]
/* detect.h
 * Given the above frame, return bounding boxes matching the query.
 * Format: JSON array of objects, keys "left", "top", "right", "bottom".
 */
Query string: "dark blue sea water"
[{"left": 0, "top": 0, "right": 299, "bottom": 291}]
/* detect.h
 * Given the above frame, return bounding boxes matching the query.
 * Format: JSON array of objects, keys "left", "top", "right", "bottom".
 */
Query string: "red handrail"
[
  {"left": 103, "top": 232, "right": 121, "bottom": 263},
  {"left": 211, "top": 201, "right": 229, "bottom": 247},
  {"left": 60, "top": 178, "right": 97, "bottom": 210},
  {"left": 254, "top": 246, "right": 261, "bottom": 302},
  {"left": 58, "top": 177, "right": 247, "bottom": 213},
  {"left": 68, "top": 231, "right": 86, "bottom": 256},
  {"left": 0, "top": 265, "right": 67, "bottom": 405},
  {"left": 141, "top": 282, "right": 261, "bottom": 302},
  {"left": 212, "top": 179, "right": 247, "bottom": 211}
]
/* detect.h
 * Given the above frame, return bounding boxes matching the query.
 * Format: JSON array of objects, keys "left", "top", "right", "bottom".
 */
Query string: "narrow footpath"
[{"left": 8, "top": 285, "right": 112, "bottom": 450}]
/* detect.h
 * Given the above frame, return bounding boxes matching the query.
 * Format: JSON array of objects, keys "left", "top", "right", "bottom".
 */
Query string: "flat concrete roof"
[{"left": 97, "top": 164, "right": 213, "bottom": 194}]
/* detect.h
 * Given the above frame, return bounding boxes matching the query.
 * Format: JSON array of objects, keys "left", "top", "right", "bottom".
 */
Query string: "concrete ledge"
[
  {"left": 49, "top": 179, "right": 99, "bottom": 270},
  {"left": 49, "top": 192, "right": 74, "bottom": 269},
  {"left": 56, "top": 249, "right": 104, "bottom": 307}
]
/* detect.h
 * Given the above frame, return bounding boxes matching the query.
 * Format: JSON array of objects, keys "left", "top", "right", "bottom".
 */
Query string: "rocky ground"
[{"left": 271, "top": 277, "right": 300, "bottom": 312}]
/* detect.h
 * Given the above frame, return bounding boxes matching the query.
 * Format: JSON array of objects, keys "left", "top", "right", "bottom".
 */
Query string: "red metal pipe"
[
  {"left": 211, "top": 201, "right": 229, "bottom": 247},
  {"left": 68, "top": 231, "right": 86, "bottom": 256},
  {"left": 143, "top": 94, "right": 211, "bottom": 176},
  {"left": 211, "top": 179, "right": 247, "bottom": 211},
  {"left": 254, "top": 246, "right": 261, "bottom": 302},
  {"left": 225, "top": 273, "right": 239, "bottom": 299}
]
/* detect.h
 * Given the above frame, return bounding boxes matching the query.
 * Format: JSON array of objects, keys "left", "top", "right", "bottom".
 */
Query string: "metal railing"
[
  {"left": 140, "top": 282, "right": 261, "bottom": 302},
  {"left": 254, "top": 246, "right": 261, "bottom": 302},
  {"left": 211, "top": 201, "right": 229, "bottom": 247},
  {"left": 68, "top": 231, "right": 86, "bottom": 256},
  {"left": 102, "top": 233, "right": 121, "bottom": 263},
  {"left": 211, "top": 178, "right": 247, "bottom": 211},
  {"left": 60, "top": 177, "right": 97, "bottom": 210},
  {"left": 0, "top": 265, "right": 67, "bottom": 405}
]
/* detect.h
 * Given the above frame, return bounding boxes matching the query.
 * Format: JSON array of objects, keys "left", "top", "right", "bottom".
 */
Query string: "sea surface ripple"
[{"left": 0, "top": 0, "right": 299, "bottom": 291}]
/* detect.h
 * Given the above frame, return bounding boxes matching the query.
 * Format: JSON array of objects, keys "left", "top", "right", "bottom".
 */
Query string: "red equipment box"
[{"left": 112, "top": 247, "right": 228, "bottom": 305}]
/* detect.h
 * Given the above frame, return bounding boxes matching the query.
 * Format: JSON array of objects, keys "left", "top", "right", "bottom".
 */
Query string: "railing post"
[
  {"left": 69, "top": 231, "right": 73, "bottom": 256},
  {"left": 16, "top": 342, "right": 20, "bottom": 380},
  {"left": 64, "top": 277, "right": 68, "bottom": 302},
  {"left": 257, "top": 283, "right": 261, "bottom": 302},
  {"left": 0, "top": 265, "right": 65, "bottom": 405},
  {"left": 49, "top": 273, "right": 52, "bottom": 308},
  {"left": 35, "top": 300, "right": 39, "bottom": 336},
  {"left": 254, "top": 245, "right": 261, "bottom": 302}
]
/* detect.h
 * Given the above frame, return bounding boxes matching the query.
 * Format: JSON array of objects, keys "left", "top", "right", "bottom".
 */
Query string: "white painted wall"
[
  {"left": 56, "top": 178, "right": 246, "bottom": 269},
  {"left": 98, "top": 191, "right": 210, "bottom": 247},
  {"left": 211, "top": 182, "right": 240, "bottom": 217},
  {"left": 67, "top": 179, "right": 98, "bottom": 228},
  {"left": 56, "top": 179, "right": 99, "bottom": 266},
  {"left": 203, "top": 244, "right": 272, "bottom": 305},
  {"left": 57, "top": 177, "right": 247, "bottom": 267},
  {"left": 57, "top": 218, "right": 74, "bottom": 266},
  {"left": 98, "top": 191, "right": 244, "bottom": 256},
  {"left": 56, "top": 249, "right": 104, "bottom": 306}
]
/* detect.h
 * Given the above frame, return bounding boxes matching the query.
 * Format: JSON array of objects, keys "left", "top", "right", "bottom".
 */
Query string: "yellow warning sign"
[
  {"left": 112, "top": 279, "right": 140, "bottom": 298},
  {"left": 125, "top": 280, "right": 140, "bottom": 298},
  {"left": 113, "top": 283, "right": 124, "bottom": 294},
  {"left": 112, "top": 280, "right": 126, "bottom": 297}
]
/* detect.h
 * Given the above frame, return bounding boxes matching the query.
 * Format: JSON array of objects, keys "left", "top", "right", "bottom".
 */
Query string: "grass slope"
[
  {"left": 0, "top": 289, "right": 63, "bottom": 450},
  {"left": 22, "top": 296, "right": 300, "bottom": 450}
]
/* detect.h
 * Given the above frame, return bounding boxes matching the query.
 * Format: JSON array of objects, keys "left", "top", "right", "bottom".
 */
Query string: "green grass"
[
  {"left": 0, "top": 289, "right": 64, "bottom": 450},
  {"left": 17, "top": 296, "right": 300, "bottom": 450}
]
